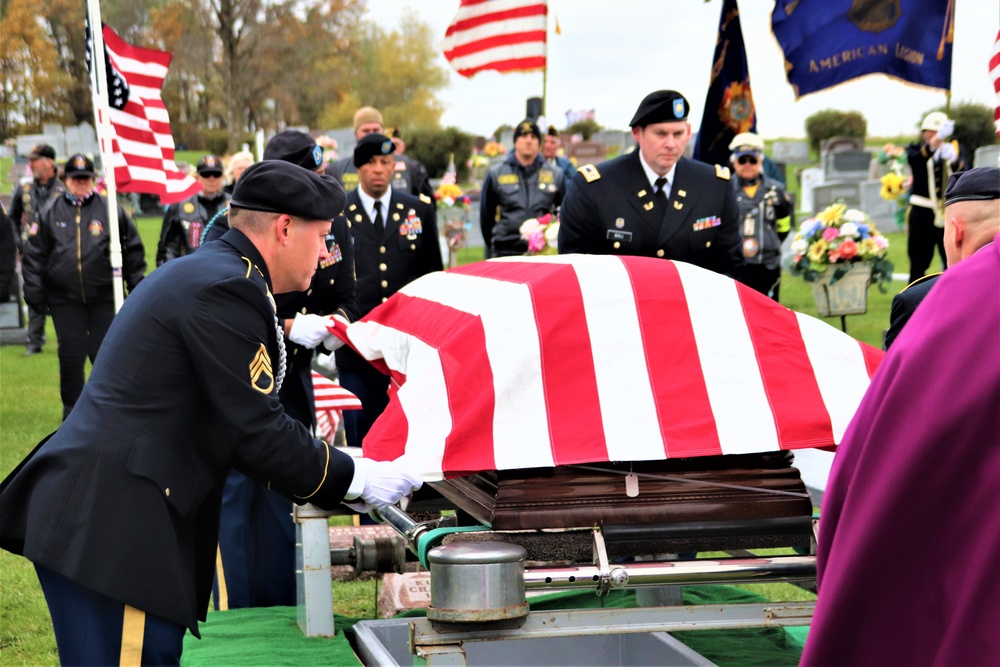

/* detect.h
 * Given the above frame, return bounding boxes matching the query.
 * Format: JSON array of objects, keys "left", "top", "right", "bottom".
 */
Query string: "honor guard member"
[
  {"left": 559, "top": 90, "right": 743, "bottom": 278},
  {"left": 21, "top": 154, "right": 147, "bottom": 420},
  {"left": 213, "top": 130, "right": 359, "bottom": 610},
  {"left": 326, "top": 106, "right": 434, "bottom": 201},
  {"left": 156, "top": 154, "right": 229, "bottom": 265},
  {"left": 480, "top": 119, "right": 566, "bottom": 257},
  {"left": 905, "top": 111, "right": 969, "bottom": 284},
  {"left": 10, "top": 143, "right": 65, "bottom": 356},
  {"left": 728, "top": 132, "right": 792, "bottom": 301},
  {"left": 885, "top": 166, "right": 1000, "bottom": 349},
  {"left": 0, "top": 161, "right": 421, "bottom": 666},
  {"left": 337, "top": 133, "right": 442, "bottom": 449}
]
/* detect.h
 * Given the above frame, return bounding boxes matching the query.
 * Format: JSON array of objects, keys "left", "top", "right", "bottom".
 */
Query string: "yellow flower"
[
  {"left": 880, "top": 172, "right": 905, "bottom": 200},
  {"left": 817, "top": 203, "right": 846, "bottom": 226},
  {"left": 807, "top": 239, "right": 828, "bottom": 263}
]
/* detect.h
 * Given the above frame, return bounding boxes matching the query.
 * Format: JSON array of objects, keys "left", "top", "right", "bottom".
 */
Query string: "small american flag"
[
  {"left": 335, "top": 255, "right": 884, "bottom": 481},
  {"left": 442, "top": 0, "right": 548, "bottom": 78},
  {"left": 86, "top": 23, "right": 199, "bottom": 205},
  {"left": 312, "top": 372, "right": 362, "bottom": 444}
]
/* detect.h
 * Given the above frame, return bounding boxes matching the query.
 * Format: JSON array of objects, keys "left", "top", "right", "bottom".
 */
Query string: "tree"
[
  {"left": 0, "top": 0, "right": 70, "bottom": 137},
  {"left": 320, "top": 9, "right": 448, "bottom": 131},
  {"left": 566, "top": 118, "right": 602, "bottom": 141},
  {"left": 804, "top": 110, "right": 867, "bottom": 153}
]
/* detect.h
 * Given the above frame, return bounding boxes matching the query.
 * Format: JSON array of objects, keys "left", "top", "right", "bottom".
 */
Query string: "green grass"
[{"left": 1, "top": 208, "right": 927, "bottom": 663}]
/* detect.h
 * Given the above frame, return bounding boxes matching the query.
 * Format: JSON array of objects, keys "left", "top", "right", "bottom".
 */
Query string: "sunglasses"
[
  {"left": 200, "top": 172, "right": 223, "bottom": 179},
  {"left": 737, "top": 155, "right": 759, "bottom": 165}
]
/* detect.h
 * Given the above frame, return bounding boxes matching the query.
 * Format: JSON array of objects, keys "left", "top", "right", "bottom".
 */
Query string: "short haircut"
[{"left": 229, "top": 207, "right": 279, "bottom": 234}]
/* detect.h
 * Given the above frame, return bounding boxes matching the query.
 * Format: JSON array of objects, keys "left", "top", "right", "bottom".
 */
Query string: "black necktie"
[
  {"left": 373, "top": 200, "right": 384, "bottom": 236},
  {"left": 654, "top": 177, "right": 668, "bottom": 204}
]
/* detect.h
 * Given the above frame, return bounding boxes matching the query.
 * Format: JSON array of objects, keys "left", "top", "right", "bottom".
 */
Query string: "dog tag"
[{"left": 625, "top": 474, "right": 639, "bottom": 498}]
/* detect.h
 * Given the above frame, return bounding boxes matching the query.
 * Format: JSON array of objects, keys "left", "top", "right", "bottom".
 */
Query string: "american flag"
[
  {"left": 86, "top": 23, "right": 199, "bottom": 204},
  {"left": 992, "top": 29, "right": 1000, "bottom": 141},
  {"left": 334, "top": 256, "right": 884, "bottom": 481},
  {"left": 442, "top": 0, "right": 548, "bottom": 77},
  {"left": 312, "top": 372, "right": 362, "bottom": 444}
]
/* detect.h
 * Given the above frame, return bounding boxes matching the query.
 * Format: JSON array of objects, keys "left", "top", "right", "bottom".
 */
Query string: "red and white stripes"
[
  {"left": 343, "top": 256, "right": 883, "bottom": 481},
  {"left": 442, "top": 0, "right": 547, "bottom": 77}
]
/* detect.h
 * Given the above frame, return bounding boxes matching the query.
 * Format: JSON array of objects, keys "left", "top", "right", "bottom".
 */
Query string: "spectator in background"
[
  {"left": 728, "top": 132, "right": 792, "bottom": 301},
  {"left": 480, "top": 119, "right": 566, "bottom": 258},
  {"left": 0, "top": 202, "right": 15, "bottom": 304},
  {"left": 223, "top": 150, "right": 255, "bottom": 196},
  {"left": 156, "top": 155, "right": 229, "bottom": 266},
  {"left": 10, "top": 143, "right": 65, "bottom": 356},
  {"left": 21, "top": 154, "right": 146, "bottom": 420},
  {"left": 543, "top": 126, "right": 576, "bottom": 195},
  {"left": 905, "top": 111, "right": 969, "bottom": 284}
]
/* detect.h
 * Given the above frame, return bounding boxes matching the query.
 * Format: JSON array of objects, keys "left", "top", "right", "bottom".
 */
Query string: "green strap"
[{"left": 416, "top": 525, "right": 489, "bottom": 568}]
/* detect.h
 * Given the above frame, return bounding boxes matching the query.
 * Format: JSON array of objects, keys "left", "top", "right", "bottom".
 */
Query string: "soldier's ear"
[{"left": 276, "top": 214, "right": 294, "bottom": 246}]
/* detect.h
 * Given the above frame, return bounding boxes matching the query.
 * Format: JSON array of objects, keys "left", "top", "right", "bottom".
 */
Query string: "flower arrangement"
[
  {"left": 519, "top": 213, "right": 559, "bottom": 255},
  {"left": 787, "top": 203, "right": 894, "bottom": 292},
  {"left": 483, "top": 140, "right": 506, "bottom": 158},
  {"left": 434, "top": 182, "right": 471, "bottom": 210},
  {"left": 315, "top": 134, "right": 338, "bottom": 162},
  {"left": 468, "top": 154, "right": 490, "bottom": 169},
  {"left": 877, "top": 142, "right": 910, "bottom": 228}
]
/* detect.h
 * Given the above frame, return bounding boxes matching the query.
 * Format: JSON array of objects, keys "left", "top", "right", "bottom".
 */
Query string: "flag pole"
[{"left": 85, "top": 0, "right": 125, "bottom": 313}]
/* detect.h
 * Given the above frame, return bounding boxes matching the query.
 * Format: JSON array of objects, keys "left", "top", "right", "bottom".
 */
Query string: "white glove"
[
  {"left": 935, "top": 119, "right": 954, "bottom": 141},
  {"left": 288, "top": 313, "right": 331, "bottom": 348},
  {"left": 343, "top": 457, "right": 423, "bottom": 513},
  {"left": 321, "top": 314, "right": 349, "bottom": 351},
  {"left": 934, "top": 142, "right": 957, "bottom": 163}
]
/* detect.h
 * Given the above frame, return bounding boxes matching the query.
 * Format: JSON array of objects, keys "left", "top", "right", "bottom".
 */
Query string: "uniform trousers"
[
  {"left": 26, "top": 304, "right": 48, "bottom": 350},
  {"left": 35, "top": 564, "right": 185, "bottom": 666},
  {"left": 740, "top": 264, "right": 782, "bottom": 302},
  {"left": 338, "top": 362, "right": 391, "bottom": 450},
  {"left": 48, "top": 301, "right": 115, "bottom": 420},
  {"left": 907, "top": 205, "right": 946, "bottom": 284},
  {"left": 213, "top": 358, "right": 311, "bottom": 609}
]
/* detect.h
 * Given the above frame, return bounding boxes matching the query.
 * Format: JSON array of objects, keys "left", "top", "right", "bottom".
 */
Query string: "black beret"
[
  {"left": 353, "top": 133, "right": 396, "bottom": 168},
  {"left": 629, "top": 90, "right": 690, "bottom": 127},
  {"left": 945, "top": 167, "right": 1000, "bottom": 205},
  {"left": 514, "top": 120, "right": 541, "bottom": 141},
  {"left": 64, "top": 153, "right": 95, "bottom": 178},
  {"left": 263, "top": 130, "right": 324, "bottom": 171},
  {"left": 196, "top": 154, "right": 224, "bottom": 176},
  {"left": 27, "top": 144, "right": 56, "bottom": 160},
  {"left": 230, "top": 160, "right": 346, "bottom": 221}
]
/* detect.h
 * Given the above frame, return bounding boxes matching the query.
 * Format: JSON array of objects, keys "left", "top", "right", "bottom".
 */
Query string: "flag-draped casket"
[{"left": 335, "top": 255, "right": 883, "bottom": 486}]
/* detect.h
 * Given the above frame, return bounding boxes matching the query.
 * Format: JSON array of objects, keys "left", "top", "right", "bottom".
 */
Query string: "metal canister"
[{"left": 427, "top": 541, "right": 529, "bottom": 629}]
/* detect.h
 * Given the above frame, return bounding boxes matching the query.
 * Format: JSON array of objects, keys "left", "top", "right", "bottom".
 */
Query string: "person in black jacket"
[
  {"left": 21, "top": 154, "right": 147, "bottom": 420},
  {"left": 0, "top": 161, "right": 421, "bottom": 666},
  {"left": 336, "top": 133, "right": 442, "bottom": 449},
  {"left": 558, "top": 90, "right": 743, "bottom": 278},
  {"left": 156, "top": 155, "right": 229, "bottom": 265},
  {"left": 0, "top": 202, "right": 16, "bottom": 304}
]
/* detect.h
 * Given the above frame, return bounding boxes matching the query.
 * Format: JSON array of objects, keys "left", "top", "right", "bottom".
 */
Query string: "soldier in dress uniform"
[
  {"left": 212, "top": 131, "right": 359, "bottom": 610},
  {"left": 325, "top": 106, "right": 434, "bottom": 201},
  {"left": 0, "top": 161, "right": 421, "bottom": 666},
  {"left": 728, "top": 132, "right": 792, "bottom": 301},
  {"left": 904, "top": 111, "right": 969, "bottom": 284},
  {"left": 559, "top": 90, "right": 743, "bottom": 278},
  {"left": 10, "top": 143, "right": 65, "bottom": 356},
  {"left": 156, "top": 155, "right": 229, "bottom": 265},
  {"left": 336, "top": 133, "right": 442, "bottom": 449},
  {"left": 480, "top": 119, "right": 566, "bottom": 258}
]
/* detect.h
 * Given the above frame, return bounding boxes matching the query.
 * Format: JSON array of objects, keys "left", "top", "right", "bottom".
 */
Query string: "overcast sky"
[{"left": 365, "top": 0, "right": 999, "bottom": 139}]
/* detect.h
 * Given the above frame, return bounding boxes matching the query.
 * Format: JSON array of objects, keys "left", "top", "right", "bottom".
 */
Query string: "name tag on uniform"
[
  {"left": 693, "top": 216, "right": 721, "bottom": 231},
  {"left": 606, "top": 230, "right": 633, "bottom": 242},
  {"left": 497, "top": 174, "right": 519, "bottom": 185}
]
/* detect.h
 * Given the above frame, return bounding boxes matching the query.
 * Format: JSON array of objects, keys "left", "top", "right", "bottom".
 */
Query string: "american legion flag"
[
  {"left": 87, "top": 23, "right": 199, "bottom": 204},
  {"left": 442, "top": 0, "right": 548, "bottom": 77},
  {"left": 329, "top": 255, "right": 884, "bottom": 481}
]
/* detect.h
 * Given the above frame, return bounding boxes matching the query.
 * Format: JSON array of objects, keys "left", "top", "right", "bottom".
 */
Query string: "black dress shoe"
[{"left": 22, "top": 346, "right": 42, "bottom": 357}]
